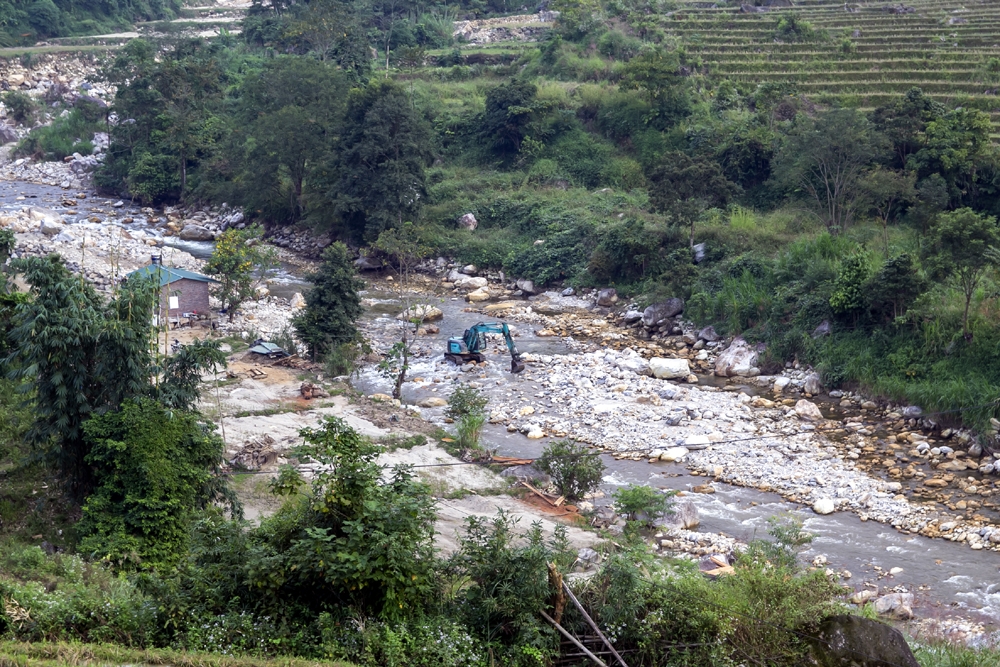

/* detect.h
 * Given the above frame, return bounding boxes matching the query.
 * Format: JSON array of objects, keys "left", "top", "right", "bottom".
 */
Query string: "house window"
[{"left": 169, "top": 296, "right": 179, "bottom": 309}]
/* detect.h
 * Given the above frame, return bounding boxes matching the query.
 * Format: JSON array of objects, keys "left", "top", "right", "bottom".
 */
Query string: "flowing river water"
[
  {"left": 2, "top": 178, "right": 998, "bottom": 631},
  {"left": 350, "top": 287, "right": 1000, "bottom": 631}
]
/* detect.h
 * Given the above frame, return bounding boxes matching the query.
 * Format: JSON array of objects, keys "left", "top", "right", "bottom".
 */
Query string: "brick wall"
[{"left": 160, "top": 278, "right": 211, "bottom": 317}]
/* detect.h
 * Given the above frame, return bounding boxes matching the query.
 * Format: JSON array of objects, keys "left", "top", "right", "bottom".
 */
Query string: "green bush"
[
  {"left": 596, "top": 30, "right": 643, "bottom": 61},
  {"left": 357, "top": 618, "right": 487, "bottom": 667},
  {"left": 535, "top": 439, "right": 605, "bottom": 500},
  {"left": 17, "top": 108, "right": 101, "bottom": 160},
  {"left": 447, "top": 512, "right": 571, "bottom": 662},
  {"left": 455, "top": 412, "right": 487, "bottom": 453},
  {"left": 612, "top": 484, "right": 675, "bottom": 527},
  {"left": 0, "top": 548, "right": 156, "bottom": 645},
  {"left": 2, "top": 91, "right": 36, "bottom": 124},
  {"left": 446, "top": 384, "right": 489, "bottom": 420}
]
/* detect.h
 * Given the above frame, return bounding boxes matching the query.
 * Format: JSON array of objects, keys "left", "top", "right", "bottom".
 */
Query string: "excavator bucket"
[{"left": 511, "top": 359, "right": 526, "bottom": 374}]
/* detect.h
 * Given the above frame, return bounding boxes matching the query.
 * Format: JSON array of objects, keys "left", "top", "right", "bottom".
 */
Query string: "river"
[
  {"left": 352, "top": 286, "right": 1000, "bottom": 630},
  {"left": 2, "top": 177, "right": 998, "bottom": 631}
]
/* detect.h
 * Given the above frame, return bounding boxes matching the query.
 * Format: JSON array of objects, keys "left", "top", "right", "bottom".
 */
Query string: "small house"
[{"left": 128, "top": 256, "right": 217, "bottom": 325}]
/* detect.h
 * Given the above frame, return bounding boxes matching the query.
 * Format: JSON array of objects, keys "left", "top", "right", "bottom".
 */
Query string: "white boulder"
[
  {"left": 795, "top": 399, "right": 824, "bottom": 421},
  {"left": 649, "top": 357, "right": 690, "bottom": 379},
  {"left": 659, "top": 446, "right": 689, "bottom": 462},
  {"left": 812, "top": 498, "right": 836, "bottom": 515},
  {"left": 714, "top": 337, "right": 760, "bottom": 377},
  {"left": 397, "top": 304, "right": 444, "bottom": 322}
]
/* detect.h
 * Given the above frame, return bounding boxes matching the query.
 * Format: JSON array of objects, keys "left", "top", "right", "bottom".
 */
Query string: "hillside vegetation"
[
  {"left": 0, "top": 0, "right": 180, "bottom": 45},
  {"left": 33, "top": 0, "right": 996, "bottom": 430}
]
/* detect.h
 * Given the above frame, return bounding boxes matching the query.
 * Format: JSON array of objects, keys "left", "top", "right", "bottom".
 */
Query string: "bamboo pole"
[
  {"left": 562, "top": 581, "right": 630, "bottom": 667},
  {"left": 539, "top": 610, "right": 607, "bottom": 667}
]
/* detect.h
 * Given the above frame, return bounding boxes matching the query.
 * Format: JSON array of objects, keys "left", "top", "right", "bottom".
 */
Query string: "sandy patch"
[
  {"left": 433, "top": 494, "right": 602, "bottom": 554},
  {"left": 380, "top": 443, "right": 504, "bottom": 493}
]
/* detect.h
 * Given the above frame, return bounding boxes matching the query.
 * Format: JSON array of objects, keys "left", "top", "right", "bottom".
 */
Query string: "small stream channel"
[{"left": 3, "top": 179, "right": 998, "bottom": 627}]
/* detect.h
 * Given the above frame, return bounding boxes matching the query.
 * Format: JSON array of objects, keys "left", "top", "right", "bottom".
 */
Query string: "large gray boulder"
[
  {"left": 458, "top": 213, "right": 478, "bottom": 230},
  {"left": 810, "top": 615, "right": 920, "bottom": 667},
  {"left": 178, "top": 224, "right": 214, "bottom": 241},
  {"left": 874, "top": 592, "right": 914, "bottom": 620},
  {"left": 596, "top": 288, "right": 618, "bottom": 307},
  {"left": 39, "top": 217, "right": 64, "bottom": 236},
  {"left": 516, "top": 278, "right": 538, "bottom": 295},
  {"left": 804, "top": 372, "right": 823, "bottom": 395},
  {"left": 354, "top": 256, "right": 383, "bottom": 271},
  {"left": 0, "top": 124, "right": 17, "bottom": 144},
  {"left": 641, "top": 298, "right": 684, "bottom": 327},
  {"left": 697, "top": 325, "right": 720, "bottom": 342},
  {"left": 649, "top": 357, "right": 690, "bottom": 379},
  {"left": 617, "top": 355, "right": 650, "bottom": 376}
]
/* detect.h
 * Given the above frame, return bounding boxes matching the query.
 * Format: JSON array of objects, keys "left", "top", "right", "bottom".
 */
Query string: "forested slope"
[{"left": 0, "top": 0, "right": 180, "bottom": 45}]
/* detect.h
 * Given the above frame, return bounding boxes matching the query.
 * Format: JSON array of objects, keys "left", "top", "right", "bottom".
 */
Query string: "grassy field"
[{"left": 0, "top": 643, "right": 356, "bottom": 667}]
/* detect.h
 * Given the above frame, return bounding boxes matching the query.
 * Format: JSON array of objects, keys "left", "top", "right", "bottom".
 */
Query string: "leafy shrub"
[
  {"left": 17, "top": 108, "right": 101, "bottom": 160},
  {"left": 549, "top": 128, "right": 614, "bottom": 188},
  {"left": 78, "top": 398, "right": 230, "bottom": 569},
  {"left": 774, "top": 14, "right": 819, "bottom": 42},
  {"left": 535, "top": 439, "right": 605, "bottom": 500},
  {"left": 504, "top": 217, "right": 596, "bottom": 285},
  {"left": 446, "top": 384, "right": 489, "bottom": 419},
  {"left": 0, "top": 550, "right": 156, "bottom": 645},
  {"left": 2, "top": 91, "right": 36, "bottom": 124},
  {"left": 612, "top": 484, "right": 674, "bottom": 527},
  {"left": 597, "top": 30, "right": 643, "bottom": 60},
  {"left": 447, "top": 512, "right": 571, "bottom": 661},
  {"left": 358, "top": 618, "right": 487, "bottom": 667},
  {"left": 251, "top": 417, "right": 437, "bottom": 618}
]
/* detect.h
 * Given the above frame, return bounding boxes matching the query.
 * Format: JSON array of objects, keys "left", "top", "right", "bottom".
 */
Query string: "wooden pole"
[
  {"left": 563, "top": 581, "right": 630, "bottom": 667},
  {"left": 548, "top": 562, "right": 566, "bottom": 625},
  {"left": 539, "top": 610, "right": 608, "bottom": 667}
]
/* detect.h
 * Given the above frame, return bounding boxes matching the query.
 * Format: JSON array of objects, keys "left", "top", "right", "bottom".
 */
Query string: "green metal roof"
[{"left": 127, "top": 264, "right": 218, "bottom": 288}]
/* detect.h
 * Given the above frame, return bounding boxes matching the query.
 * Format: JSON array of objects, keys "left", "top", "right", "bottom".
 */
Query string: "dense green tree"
[
  {"left": 866, "top": 253, "right": 926, "bottom": 323},
  {"left": 870, "top": 87, "right": 945, "bottom": 170},
  {"left": 774, "top": 109, "right": 886, "bottom": 233},
  {"left": 292, "top": 242, "right": 365, "bottom": 361},
  {"left": 907, "top": 107, "right": 993, "bottom": 208},
  {"left": 6, "top": 256, "right": 155, "bottom": 496},
  {"left": 331, "top": 81, "right": 433, "bottom": 241},
  {"left": 647, "top": 151, "right": 740, "bottom": 246},
  {"left": 252, "top": 416, "right": 437, "bottom": 618},
  {"left": 618, "top": 47, "right": 690, "bottom": 129},
  {"left": 716, "top": 124, "right": 775, "bottom": 191},
  {"left": 5, "top": 255, "right": 226, "bottom": 497},
  {"left": 78, "top": 398, "right": 231, "bottom": 568},
  {"left": 480, "top": 79, "right": 539, "bottom": 157},
  {"left": 862, "top": 166, "right": 916, "bottom": 255},
  {"left": 829, "top": 252, "right": 873, "bottom": 322},
  {"left": 230, "top": 57, "right": 348, "bottom": 224},
  {"left": 922, "top": 207, "right": 1000, "bottom": 337},
  {"left": 98, "top": 39, "right": 226, "bottom": 203}
]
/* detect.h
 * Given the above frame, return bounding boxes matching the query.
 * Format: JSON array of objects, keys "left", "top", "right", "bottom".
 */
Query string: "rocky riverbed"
[{"left": 0, "top": 169, "right": 998, "bottom": 638}]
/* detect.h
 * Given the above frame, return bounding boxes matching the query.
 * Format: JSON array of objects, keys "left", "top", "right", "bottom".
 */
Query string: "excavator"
[{"left": 446, "top": 322, "right": 526, "bottom": 373}]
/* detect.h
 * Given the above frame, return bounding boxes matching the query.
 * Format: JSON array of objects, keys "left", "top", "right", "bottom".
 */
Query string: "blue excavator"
[{"left": 446, "top": 322, "right": 526, "bottom": 373}]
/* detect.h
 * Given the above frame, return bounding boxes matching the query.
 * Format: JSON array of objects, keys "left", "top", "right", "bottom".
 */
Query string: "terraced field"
[{"left": 666, "top": 0, "right": 1000, "bottom": 136}]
